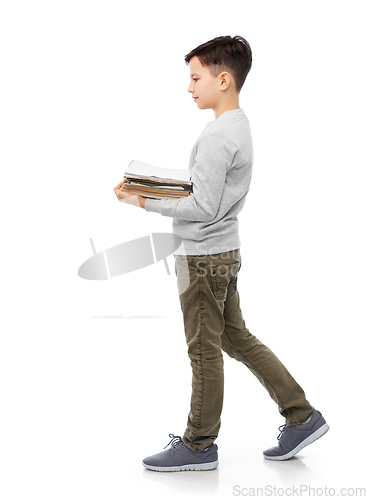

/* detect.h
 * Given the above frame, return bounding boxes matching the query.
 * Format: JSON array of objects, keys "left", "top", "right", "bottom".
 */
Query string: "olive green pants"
[{"left": 174, "top": 248, "right": 314, "bottom": 452}]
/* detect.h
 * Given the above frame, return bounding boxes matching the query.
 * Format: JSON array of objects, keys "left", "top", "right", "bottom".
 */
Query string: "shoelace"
[
  {"left": 277, "top": 424, "right": 288, "bottom": 440},
  {"left": 164, "top": 433, "right": 184, "bottom": 450}
]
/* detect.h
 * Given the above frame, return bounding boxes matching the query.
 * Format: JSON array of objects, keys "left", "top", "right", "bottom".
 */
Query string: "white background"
[{"left": 1, "top": 1, "right": 366, "bottom": 498}]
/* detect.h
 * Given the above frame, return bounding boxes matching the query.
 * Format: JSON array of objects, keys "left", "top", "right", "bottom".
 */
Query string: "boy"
[{"left": 114, "top": 36, "right": 329, "bottom": 471}]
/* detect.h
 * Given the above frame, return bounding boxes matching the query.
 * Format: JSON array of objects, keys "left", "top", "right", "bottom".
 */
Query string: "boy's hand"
[{"left": 113, "top": 177, "right": 146, "bottom": 209}]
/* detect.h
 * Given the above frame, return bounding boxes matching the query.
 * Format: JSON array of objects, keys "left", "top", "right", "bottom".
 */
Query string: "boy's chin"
[{"left": 196, "top": 101, "right": 209, "bottom": 110}]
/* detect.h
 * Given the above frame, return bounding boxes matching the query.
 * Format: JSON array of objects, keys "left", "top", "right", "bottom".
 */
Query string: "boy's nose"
[{"left": 187, "top": 83, "right": 194, "bottom": 93}]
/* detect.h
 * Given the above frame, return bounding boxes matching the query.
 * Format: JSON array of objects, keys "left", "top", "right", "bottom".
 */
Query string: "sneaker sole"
[
  {"left": 142, "top": 459, "right": 219, "bottom": 472},
  {"left": 263, "top": 423, "right": 330, "bottom": 461}
]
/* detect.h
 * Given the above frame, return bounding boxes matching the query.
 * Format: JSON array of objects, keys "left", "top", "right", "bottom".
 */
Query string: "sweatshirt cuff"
[{"left": 145, "top": 198, "right": 162, "bottom": 214}]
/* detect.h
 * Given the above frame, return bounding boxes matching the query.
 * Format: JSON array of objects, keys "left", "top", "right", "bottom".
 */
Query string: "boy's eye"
[{"left": 193, "top": 78, "right": 198, "bottom": 82}]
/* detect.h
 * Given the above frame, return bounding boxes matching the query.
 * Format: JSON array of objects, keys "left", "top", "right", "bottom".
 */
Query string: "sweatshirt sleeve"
[{"left": 145, "top": 132, "right": 237, "bottom": 221}]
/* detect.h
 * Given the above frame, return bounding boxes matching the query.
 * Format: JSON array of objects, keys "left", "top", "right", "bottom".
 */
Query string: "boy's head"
[{"left": 185, "top": 36, "right": 252, "bottom": 114}]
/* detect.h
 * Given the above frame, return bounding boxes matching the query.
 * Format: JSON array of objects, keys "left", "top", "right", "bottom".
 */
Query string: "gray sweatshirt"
[{"left": 145, "top": 108, "right": 254, "bottom": 255}]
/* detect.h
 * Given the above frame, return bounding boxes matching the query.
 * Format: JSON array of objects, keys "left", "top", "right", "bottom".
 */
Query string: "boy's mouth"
[{"left": 193, "top": 97, "right": 198, "bottom": 102}]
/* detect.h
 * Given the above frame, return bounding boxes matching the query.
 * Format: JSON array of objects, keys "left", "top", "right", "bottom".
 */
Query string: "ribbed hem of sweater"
[{"left": 173, "top": 232, "right": 241, "bottom": 256}]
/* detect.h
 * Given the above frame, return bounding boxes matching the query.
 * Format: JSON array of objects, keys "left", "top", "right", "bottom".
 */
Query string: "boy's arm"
[{"left": 145, "top": 133, "right": 237, "bottom": 221}]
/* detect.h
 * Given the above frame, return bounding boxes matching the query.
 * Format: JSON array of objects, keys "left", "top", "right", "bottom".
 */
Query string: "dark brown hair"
[{"left": 185, "top": 35, "right": 252, "bottom": 92}]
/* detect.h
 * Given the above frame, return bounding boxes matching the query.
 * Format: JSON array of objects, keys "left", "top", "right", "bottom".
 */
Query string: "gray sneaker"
[
  {"left": 142, "top": 434, "right": 219, "bottom": 472},
  {"left": 263, "top": 410, "right": 329, "bottom": 461}
]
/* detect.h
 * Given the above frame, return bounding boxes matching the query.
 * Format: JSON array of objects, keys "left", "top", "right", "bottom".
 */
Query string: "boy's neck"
[{"left": 213, "top": 95, "right": 240, "bottom": 119}]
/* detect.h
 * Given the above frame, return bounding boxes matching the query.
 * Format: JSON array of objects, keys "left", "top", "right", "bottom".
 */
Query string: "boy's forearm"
[
  {"left": 144, "top": 134, "right": 236, "bottom": 220},
  {"left": 139, "top": 196, "right": 146, "bottom": 209},
  {"left": 144, "top": 194, "right": 213, "bottom": 221}
]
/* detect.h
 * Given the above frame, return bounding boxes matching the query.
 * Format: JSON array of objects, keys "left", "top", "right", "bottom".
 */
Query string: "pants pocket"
[{"left": 210, "top": 261, "right": 241, "bottom": 301}]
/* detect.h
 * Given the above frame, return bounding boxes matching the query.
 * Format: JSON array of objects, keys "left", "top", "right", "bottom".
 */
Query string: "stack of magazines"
[{"left": 121, "top": 160, "right": 193, "bottom": 199}]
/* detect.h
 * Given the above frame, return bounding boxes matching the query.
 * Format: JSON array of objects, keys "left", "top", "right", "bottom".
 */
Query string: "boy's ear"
[{"left": 219, "top": 71, "right": 231, "bottom": 91}]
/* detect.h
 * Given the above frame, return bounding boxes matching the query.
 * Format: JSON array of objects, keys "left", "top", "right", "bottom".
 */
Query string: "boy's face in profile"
[{"left": 188, "top": 56, "right": 222, "bottom": 111}]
